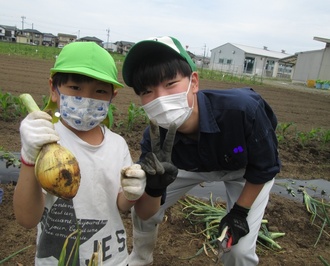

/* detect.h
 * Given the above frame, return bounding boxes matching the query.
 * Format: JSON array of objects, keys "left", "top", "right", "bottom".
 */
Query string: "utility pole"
[
  {"left": 21, "top": 16, "right": 26, "bottom": 30},
  {"left": 106, "top": 28, "right": 110, "bottom": 49},
  {"left": 203, "top": 43, "right": 206, "bottom": 62},
  {"left": 201, "top": 43, "right": 206, "bottom": 73}
]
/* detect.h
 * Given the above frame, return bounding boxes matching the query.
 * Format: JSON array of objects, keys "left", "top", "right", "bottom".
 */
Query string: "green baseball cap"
[
  {"left": 122, "top": 36, "right": 196, "bottom": 87},
  {"left": 50, "top": 42, "right": 123, "bottom": 89}
]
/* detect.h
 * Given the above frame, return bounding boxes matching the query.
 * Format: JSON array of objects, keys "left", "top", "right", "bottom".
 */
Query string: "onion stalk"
[{"left": 178, "top": 194, "right": 285, "bottom": 260}]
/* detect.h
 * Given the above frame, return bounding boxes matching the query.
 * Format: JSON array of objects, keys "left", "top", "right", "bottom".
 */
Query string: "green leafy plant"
[
  {"left": 0, "top": 146, "right": 21, "bottom": 168},
  {"left": 107, "top": 103, "right": 117, "bottom": 128},
  {"left": 0, "top": 90, "right": 15, "bottom": 121},
  {"left": 276, "top": 122, "right": 295, "bottom": 142},
  {"left": 308, "top": 128, "right": 321, "bottom": 139},
  {"left": 127, "top": 102, "right": 148, "bottom": 131},
  {"left": 296, "top": 128, "right": 324, "bottom": 146},
  {"left": 321, "top": 130, "right": 330, "bottom": 144},
  {"left": 0, "top": 90, "right": 28, "bottom": 121},
  {"left": 296, "top": 131, "right": 309, "bottom": 146}
]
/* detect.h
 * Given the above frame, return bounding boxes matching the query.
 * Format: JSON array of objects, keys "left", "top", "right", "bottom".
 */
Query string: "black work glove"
[
  {"left": 218, "top": 203, "right": 250, "bottom": 245},
  {"left": 140, "top": 119, "right": 178, "bottom": 197}
]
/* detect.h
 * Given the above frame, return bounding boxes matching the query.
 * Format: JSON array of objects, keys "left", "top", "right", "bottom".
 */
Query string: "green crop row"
[
  {"left": 276, "top": 122, "right": 330, "bottom": 146},
  {"left": 1, "top": 90, "right": 329, "bottom": 145}
]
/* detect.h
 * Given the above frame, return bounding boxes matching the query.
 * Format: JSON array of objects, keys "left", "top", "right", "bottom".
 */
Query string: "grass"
[
  {"left": 0, "top": 41, "right": 125, "bottom": 62},
  {"left": 199, "top": 68, "right": 264, "bottom": 85}
]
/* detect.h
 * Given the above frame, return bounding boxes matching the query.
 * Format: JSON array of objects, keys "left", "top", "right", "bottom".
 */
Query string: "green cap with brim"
[
  {"left": 50, "top": 42, "right": 123, "bottom": 89},
  {"left": 122, "top": 36, "right": 196, "bottom": 87}
]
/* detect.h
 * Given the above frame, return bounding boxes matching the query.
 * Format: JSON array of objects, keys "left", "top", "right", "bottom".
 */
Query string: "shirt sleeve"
[
  {"left": 244, "top": 98, "right": 281, "bottom": 184},
  {"left": 138, "top": 126, "right": 152, "bottom": 163}
]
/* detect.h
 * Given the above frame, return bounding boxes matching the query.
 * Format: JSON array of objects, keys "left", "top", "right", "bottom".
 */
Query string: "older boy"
[{"left": 122, "top": 36, "right": 280, "bottom": 265}]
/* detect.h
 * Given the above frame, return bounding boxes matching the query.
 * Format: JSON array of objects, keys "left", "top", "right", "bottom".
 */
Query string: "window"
[
  {"left": 244, "top": 57, "right": 255, "bottom": 73},
  {"left": 219, "top": 58, "right": 224, "bottom": 64},
  {"left": 227, "top": 59, "right": 232, "bottom": 65}
]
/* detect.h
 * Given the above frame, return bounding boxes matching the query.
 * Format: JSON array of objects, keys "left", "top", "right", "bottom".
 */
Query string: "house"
[
  {"left": 103, "top": 42, "right": 117, "bottom": 52},
  {"left": 210, "top": 43, "right": 291, "bottom": 78},
  {"left": 42, "top": 33, "right": 57, "bottom": 47},
  {"left": 57, "top": 33, "right": 77, "bottom": 48},
  {"left": 280, "top": 36, "right": 330, "bottom": 84},
  {"left": 77, "top": 36, "right": 103, "bottom": 46},
  {"left": 115, "top": 41, "right": 135, "bottom": 55},
  {"left": 16, "top": 28, "right": 43, "bottom": 45},
  {"left": 0, "top": 25, "right": 17, "bottom": 42},
  {"left": 192, "top": 53, "right": 210, "bottom": 68}
]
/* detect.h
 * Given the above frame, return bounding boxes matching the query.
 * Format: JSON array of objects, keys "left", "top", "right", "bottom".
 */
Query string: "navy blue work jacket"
[{"left": 140, "top": 88, "right": 281, "bottom": 184}]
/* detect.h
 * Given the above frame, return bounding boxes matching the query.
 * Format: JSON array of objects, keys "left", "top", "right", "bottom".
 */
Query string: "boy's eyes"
[
  {"left": 68, "top": 86, "right": 110, "bottom": 94},
  {"left": 140, "top": 80, "right": 178, "bottom": 94},
  {"left": 95, "top": 89, "right": 110, "bottom": 94},
  {"left": 140, "top": 90, "right": 151, "bottom": 96},
  {"left": 69, "top": 86, "right": 80, "bottom": 91},
  {"left": 166, "top": 81, "right": 177, "bottom": 87}
]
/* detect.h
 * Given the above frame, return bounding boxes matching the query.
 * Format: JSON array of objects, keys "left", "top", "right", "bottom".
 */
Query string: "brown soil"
[{"left": 0, "top": 54, "right": 330, "bottom": 266}]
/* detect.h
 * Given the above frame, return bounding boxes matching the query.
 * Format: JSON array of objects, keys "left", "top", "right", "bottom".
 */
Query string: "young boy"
[
  {"left": 13, "top": 42, "right": 162, "bottom": 265},
  {"left": 122, "top": 36, "right": 281, "bottom": 266}
]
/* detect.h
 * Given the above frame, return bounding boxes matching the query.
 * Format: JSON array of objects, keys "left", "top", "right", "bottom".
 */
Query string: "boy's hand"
[
  {"left": 20, "top": 111, "right": 60, "bottom": 165},
  {"left": 140, "top": 119, "right": 178, "bottom": 197},
  {"left": 218, "top": 203, "right": 250, "bottom": 245},
  {"left": 121, "top": 164, "right": 146, "bottom": 201}
]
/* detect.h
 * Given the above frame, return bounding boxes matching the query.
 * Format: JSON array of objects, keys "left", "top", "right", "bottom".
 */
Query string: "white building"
[
  {"left": 210, "top": 43, "right": 291, "bottom": 78},
  {"left": 280, "top": 37, "right": 330, "bottom": 83}
]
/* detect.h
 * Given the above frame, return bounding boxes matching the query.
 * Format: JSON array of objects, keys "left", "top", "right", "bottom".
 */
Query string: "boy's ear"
[
  {"left": 48, "top": 78, "right": 57, "bottom": 101},
  {"left": 48, "top": 78, "right": 55, "bottom": 98},
  {"left": 112, "top": 89, "right": 118, "bottom": 99},
  {"left": 44, "top": 78, "right": 60, "bottom": 123},
  {"left": 191, "top": 72, "right": 199, "bottom": 93}
]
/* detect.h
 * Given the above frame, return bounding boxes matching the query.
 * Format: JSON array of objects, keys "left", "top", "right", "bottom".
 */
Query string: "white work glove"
[
  {"left": 20, "top": 110, "right": 60, "bottom": 165},
  {"left": 121, "top": 164, "right": 146, "bottom": 201}
]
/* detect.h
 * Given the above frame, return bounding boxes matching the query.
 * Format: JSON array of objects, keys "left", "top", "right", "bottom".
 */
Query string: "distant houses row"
[{"left": 0, "top": 24, "right": 135, "bottom": 54}]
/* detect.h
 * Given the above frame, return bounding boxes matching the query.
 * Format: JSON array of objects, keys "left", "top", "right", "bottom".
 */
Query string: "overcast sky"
[{"left": 1, "top": 0, "right": 329, "bottom": 56}]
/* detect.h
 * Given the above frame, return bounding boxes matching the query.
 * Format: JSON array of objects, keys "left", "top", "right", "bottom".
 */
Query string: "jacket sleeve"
[
  {"left": 138, "top": 126, "right": 152, "bottom": 163},
  {"left": 244, "top": 98, "right": 281, "bottom": 184}
]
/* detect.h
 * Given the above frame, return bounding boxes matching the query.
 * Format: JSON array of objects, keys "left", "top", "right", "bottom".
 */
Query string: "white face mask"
[
  {"left": 142, "top": 77, "right": 194, "bottom": 129},
  {"left": 57, "top": 90, "right": 109, "bottom": 131}
]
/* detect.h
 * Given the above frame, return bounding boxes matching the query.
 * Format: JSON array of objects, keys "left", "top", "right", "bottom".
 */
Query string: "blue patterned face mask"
[{"left": 57, "top": 89, "right": 109, "bottom": 131}]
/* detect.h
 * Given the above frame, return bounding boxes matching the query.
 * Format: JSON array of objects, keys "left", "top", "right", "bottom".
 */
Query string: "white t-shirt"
[{"left": 35, "top": 121, "right": 132, "bottom": 266}]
